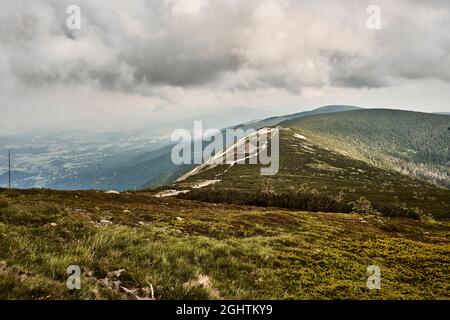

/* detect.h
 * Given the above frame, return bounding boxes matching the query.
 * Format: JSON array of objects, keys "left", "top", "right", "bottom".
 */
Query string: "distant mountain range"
[{"left": 1, "top": 106, "right": 449, "bottom": 195}]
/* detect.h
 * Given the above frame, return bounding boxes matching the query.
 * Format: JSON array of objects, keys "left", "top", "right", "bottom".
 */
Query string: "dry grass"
[{"left": 0, "top": 188, "right": 449, "bottom": 300}]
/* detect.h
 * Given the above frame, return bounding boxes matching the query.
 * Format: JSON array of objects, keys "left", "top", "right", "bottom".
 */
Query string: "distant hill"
[
  {"left": 175, "top": 107, "right": 276, "bottom": 130},
  {"left": 282, "top": 109, "right": 450, "bottom": 187},
  {"left": 240, "top": 105, "right": 362, "bottom": 129}
]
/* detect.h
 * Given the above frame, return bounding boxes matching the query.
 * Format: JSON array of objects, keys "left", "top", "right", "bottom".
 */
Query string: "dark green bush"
[
  {"left": 372, "top": 203, "right": 420, "bottom": 220},
  {"left": 0, "top": 200, "right": 9, "bottom": 209},
  {"left": 178, "top": 189, "right": 420, "bottom": 219},
  {"left": 178, "top": 189, "right": 352, "bottom": 213}
]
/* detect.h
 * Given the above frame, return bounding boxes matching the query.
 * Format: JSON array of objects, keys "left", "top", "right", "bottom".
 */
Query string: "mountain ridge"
[
  {"left": 282, "top": 109, "right": 450, "bottom": 187},
  {"left": 45, "top": 105, "right": 361, "bottom": 191}
]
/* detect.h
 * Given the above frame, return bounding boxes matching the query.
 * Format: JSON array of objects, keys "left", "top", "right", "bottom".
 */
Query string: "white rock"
[
  {"left": 155, "top": 190, "right": 190, "bottom": 198},
  {"left": 191, "top": 180, "right": 221, "bottom": 189},
  {"left": 294, "top": 133, "right": 308, "bottom": 140},
  {"left": 105, "top": 190, "right": 120, "bottom": 194}
]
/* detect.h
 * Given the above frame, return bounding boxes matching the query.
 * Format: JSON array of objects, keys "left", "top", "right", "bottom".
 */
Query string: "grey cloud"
[
  {"left": 328, "top": 2, "right": 450, "bottom": 88},
  {"left": 1, "top": 0, "right": 450, "bottom": 96},
  {"left": 328, "top": 52, "right": 392, "bottom": 89}
]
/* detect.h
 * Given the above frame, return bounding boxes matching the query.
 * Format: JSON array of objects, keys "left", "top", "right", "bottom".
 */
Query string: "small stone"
[
  {"left": 105, "top": 190, "right": 120, "bottom": 194},
  {"left": 50, "top": 223, "right": 58, "bottom": 227},
  {"left": 108, "top": 268, "right": 126, "bottom": 278},
  {"left": 84, "top": 270, "right": 94, "bottom": 278},
  {"left": 120, "top": 286, "right": 138, "bottom": 295}
]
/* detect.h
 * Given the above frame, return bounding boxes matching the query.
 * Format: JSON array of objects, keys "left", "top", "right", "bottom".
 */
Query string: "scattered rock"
[
  {"left": 108, "top": 269, "right": 126, "bottom": 278},
  {"left": 183, "top": 274, "right": 220, "bottom": 299},
  {"left": 100, "top": 219, "right": 113, "bottom": 225},
  {"left": 92, "top": 268, "right": 155, "bottom": 300},
  {"left": 123, "top": 209, "right": 131, "bottom": 213},
  {"left": 49, "top": 223, "right": 58, "bottom": 227},
  {"left": 120, "top": 284, "right": 155, "bottom": 300},
  {"left": 68, "top": 208, "right": 87, "bottom": 214},
  {"left": 99, "top": 277, "right": 121, "bottom": 291},
  {"left": 139, "top": 285, "right": 155, "bottom": 300},
  {"left": 191, "top": 180, "right": 221, "bottom": 189},
  {"left": 120, "top": 286, "right": 138, "bottom": 295},
  {"left": 294, "top": 133, "right": 308, "bottom": 140},
  {"left": 83, "top": 270, "right": 95, "bottom": 278},
  {"left": 155, "top": 190, "right": 190, "bottom": 198},
  {"left": 176, "top": 217, "right": 183, "bottom": 221},
  {"left": 105, "top": 190, "right": 120, "bottom": 194}
]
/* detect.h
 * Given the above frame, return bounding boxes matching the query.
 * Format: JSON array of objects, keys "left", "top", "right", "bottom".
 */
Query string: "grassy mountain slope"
[
  {"left": 1, "top": 188, "right": 449, "bottom": 299},
  {"left": 282, "top": 109, "right": 450, "bottom": 187},
  {"left": 66, "top": 106, "right": 361, "bottom": 191},
  {"left": 170, "top": 128, "right": 450, "bottom": 219}
]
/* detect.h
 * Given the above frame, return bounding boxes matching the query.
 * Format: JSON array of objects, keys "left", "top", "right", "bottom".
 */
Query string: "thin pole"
[{"left": 8, "top": 149, "right": 11, "bottom": 188}]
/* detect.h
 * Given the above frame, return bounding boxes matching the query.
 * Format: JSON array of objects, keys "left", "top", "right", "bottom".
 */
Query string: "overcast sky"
[{"left": 1, "top": 0, "right": 450, "bottom": 131}]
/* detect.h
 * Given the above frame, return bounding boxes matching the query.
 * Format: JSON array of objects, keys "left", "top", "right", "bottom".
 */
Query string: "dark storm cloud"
[{"left": 1, "top": 0, "right": 450, "bottom": 96}]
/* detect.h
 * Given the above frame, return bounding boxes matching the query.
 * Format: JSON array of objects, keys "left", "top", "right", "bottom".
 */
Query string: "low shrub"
[
  {"left": 178, "top": 189, "right": 352, "bottom": 213},
  {"left": 0, "top": 200, "right": 9, "bottom": 209},
  {"left": 178, "top": 189, "right": 421, "bottom": 219}
]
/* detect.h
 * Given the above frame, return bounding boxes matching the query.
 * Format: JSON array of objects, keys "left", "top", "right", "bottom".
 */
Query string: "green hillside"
[
  {"left": 169, "top": 128, "right": 450, "bottom": 219},
  {"left": 282, "top": 109, "right": 450, "bottom": 187}
]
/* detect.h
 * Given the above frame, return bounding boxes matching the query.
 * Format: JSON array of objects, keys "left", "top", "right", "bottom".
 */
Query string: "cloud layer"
[{"left": 0, "top": 0, "right": 449, "bottom": 127}]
